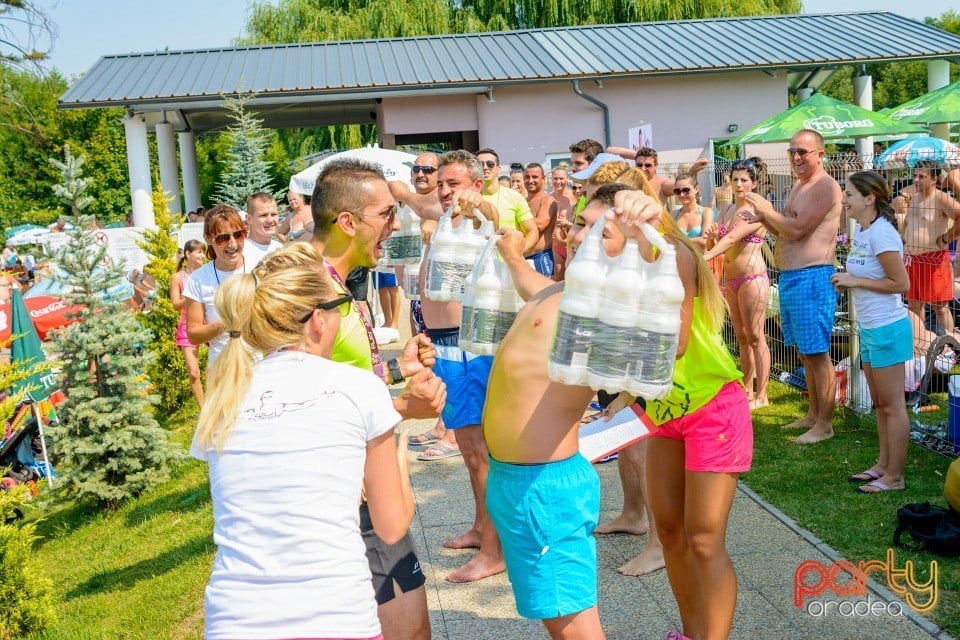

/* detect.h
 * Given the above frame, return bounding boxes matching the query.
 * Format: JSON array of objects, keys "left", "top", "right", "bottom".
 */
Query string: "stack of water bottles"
[
  {"left": 459, "top": 235, "right": 524, "bottom": 355},
  {"left": 547, "top": 213, "right": 683, "bottom": 400},
  {"left": 379, "top": 205, "right": 422, "bottom": 265},
  {"left": 424, "top": 208, "right": 493, "bottom": 302}
]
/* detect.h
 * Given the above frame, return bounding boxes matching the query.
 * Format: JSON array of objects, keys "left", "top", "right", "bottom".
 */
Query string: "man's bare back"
[{"left": 483, "top": 283, "right": 595, "bottom": 464}]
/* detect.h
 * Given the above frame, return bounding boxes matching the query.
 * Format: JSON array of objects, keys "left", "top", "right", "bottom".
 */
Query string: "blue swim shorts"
[
  {"left": 426, "top": 327, "right": 492, "bottom": 429},
  {"left": 486, "top": 453, "right": 600, "bottom": 620},
  {"left": 374, "top": 270, "right": 398, "bottom": 288},
  {"left": 778, "top": 265, "right": 837, "bottom": 356},
  {"left": 525, "top": 248, "right": 555, "bottom": 278},
  {"left": 859, "top": 316, "right": 913, "bottom": 369}
]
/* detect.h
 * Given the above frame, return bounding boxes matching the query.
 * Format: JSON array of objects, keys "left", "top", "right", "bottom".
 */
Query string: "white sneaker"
[{"left": 373, "top": 327, "right": 401, "bottom": 344}]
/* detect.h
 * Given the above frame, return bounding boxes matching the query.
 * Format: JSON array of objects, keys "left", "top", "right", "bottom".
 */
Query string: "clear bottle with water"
[
  {"left": 467, "top": 260, "right": 501, "bottom": 355},
  {"left": 587, "top": 239, "right": 644, "bottom": 391},
  {"left": 402, "top": 256, "right": 421, "bottom": 300},
  {"left": 626, "top": 225, "right": 683, "bottom": 400},
  {"left": 424, "top": 213, "right": 455, "bottom": 301},
  {"left": 548, "top": 213, "right": 607, "bottom": 386},
  {"left": 492, "top": 259, "right": 522, "bottom": 345},
  {"left": 382, "top": 205, "right": 422, "bottom": 265}
]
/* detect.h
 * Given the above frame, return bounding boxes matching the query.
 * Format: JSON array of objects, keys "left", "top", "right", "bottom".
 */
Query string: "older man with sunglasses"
[
  {"left": 310, "top": 158, "right": 447, "bottom": 640},
  {"left": 742, "top": 128, "right": 842, "bottom": 444}
]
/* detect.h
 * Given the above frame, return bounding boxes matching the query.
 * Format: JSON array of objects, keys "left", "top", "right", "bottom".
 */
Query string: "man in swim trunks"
[
  {"left": 742, "top": 128, "right": 842, "bottom": 443},
  {"left": 523, "top": 162, "right": 558, "bottom": 277},
  {"left": 485, "top": 184, "right": 662, "bottom": 638},
  {"left": 900, "top": 160, "right": 960, "bottom": 334}
]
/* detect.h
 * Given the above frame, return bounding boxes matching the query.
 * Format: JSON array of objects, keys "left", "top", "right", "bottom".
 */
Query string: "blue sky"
[{"left": 40, "top": 0, "right": 957, "bottom": 79}]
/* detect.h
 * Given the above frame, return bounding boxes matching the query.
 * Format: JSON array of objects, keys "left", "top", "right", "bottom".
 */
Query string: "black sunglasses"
[
  {"left": 787, "top": 147, "right": 820, "bottom": 158},
  {"left": 482, "top": 160, "right": 497, "bottom": 168},
  {"left": 300, "top": 294, "right": 354, "bottom": 323},
  {"left": 411, "top": 165, "right": 437, "bottom": 175},
  {"left": 730, "top": 159, "right": 756, "bottom": 171},
  {"left": 212, "top": 230, "right": 246, "bottom": 246},
  {"left": 673, "top": 187, "right": 694, "bottom": 196},
  {"left": 638, "top": 162, "right": 656, "bottom": 169}
]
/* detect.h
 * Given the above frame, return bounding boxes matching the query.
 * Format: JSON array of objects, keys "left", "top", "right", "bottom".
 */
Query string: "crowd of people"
[{"left": 169, "top": 131, "right": 960, "bottom": 640}]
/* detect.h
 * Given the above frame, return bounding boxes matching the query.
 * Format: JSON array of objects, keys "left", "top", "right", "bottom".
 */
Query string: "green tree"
[
  {"left": 45, "top": 147, "right": 183, "bottom": 506},
  {"left": 0, "top": 0, "right": 56, "bottom": 71},
  {"left": 214, "top": 90, "right": 284, "bottom": 208}
]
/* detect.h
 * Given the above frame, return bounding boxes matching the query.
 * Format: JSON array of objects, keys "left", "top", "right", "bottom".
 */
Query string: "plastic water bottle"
[
  {"left": 548, "top": 212, "right": 607, "bottom": 386},
  {"left": 402, "top": 257, "right": 421, "bottom": 300},
  {"left": 587, "top": 239, "right": 643, "bottom": 391},
  {"left": 394, "top": 205, "right": 422, "bottom": 263},
  {"left": 626, "top": 225, "right": 683, "bottom": 400},
  {"left": 492, "top": 259, "right": 522, "bottom": 345},
  {"left": 466, "top": 259, "right": 501, "bottom": 355},
  {"left": 424, "top": 213, "right": 455, "bottom": 301},
  {"left": 458, "top": 270, "right": 479, "bottom": 352}
]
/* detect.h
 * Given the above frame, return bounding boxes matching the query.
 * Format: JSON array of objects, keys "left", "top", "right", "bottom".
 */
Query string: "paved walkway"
[{"left": 392, "top": 411, "right": 951, "bottom": 640}]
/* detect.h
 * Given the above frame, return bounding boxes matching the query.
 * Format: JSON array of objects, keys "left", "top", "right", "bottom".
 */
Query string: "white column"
[
  {"left": 796, "top": 87, "right": 814, "bottom": 101},
  {"left": 928, "top": 60, "right": 950, "bottom": 141},
  {"left": 179, "top": 131, "right": 202, "bottom": 212},
  {"left": 122, "top": 114, "right": 154, "bottom": 227},
  {"left": 155, "top": 121, "right": 181, "bottom": 215},
  {"left": 853, "top": 72, "right": 873, "bottom": 168}
]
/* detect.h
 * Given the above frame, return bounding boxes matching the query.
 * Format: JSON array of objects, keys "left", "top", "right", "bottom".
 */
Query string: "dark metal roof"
[{"left": 58, "top": 11, "right": 960, "bottom": 131}]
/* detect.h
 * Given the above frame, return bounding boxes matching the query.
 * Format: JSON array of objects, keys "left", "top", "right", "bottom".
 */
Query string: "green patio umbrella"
[
  {"left": 888, "top": 80, "right": 960, "bottom": 125},
  {"left": 723, "top": 93, "right": 926, "bottom": 146},
  {"left": 9, "top": 288, "right": 55, "bottom": 484}
]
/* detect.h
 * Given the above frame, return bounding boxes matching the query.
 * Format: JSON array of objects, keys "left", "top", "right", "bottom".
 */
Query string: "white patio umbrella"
[{"left": 289, "top": 146, "right": 417, "bottom": 195}]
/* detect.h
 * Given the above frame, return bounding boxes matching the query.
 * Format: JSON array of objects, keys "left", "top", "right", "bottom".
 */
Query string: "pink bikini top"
[{"left": 717, "top": 223, "right": 764, "bottom": 244}]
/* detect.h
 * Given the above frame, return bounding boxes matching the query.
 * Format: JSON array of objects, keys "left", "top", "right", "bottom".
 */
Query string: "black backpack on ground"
[{"left": 894, "top": 502, "right": 960, "bottom": 557}]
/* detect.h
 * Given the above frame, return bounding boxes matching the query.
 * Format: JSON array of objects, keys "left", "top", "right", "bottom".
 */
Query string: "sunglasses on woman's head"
[
  {"left": 212, "top": 230, "right": 246, "bottom": 246},
  {"left": 299, "top": 294, "right": 354, "bottom": 322},
  {"left": 673, "top": 187, "right": 694, "bottom": 196}
]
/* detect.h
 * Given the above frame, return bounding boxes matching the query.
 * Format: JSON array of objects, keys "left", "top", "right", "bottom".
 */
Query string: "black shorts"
[{"left": 359, "top": 502, "right": 426, "bottom": 605}]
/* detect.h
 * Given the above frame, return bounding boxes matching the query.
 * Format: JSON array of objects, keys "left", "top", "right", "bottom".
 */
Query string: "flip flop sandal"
[
  {"left": 848, "top": 469, "right": 881, "bottom": 483},
  {"left": 856, "top": 479, "right": 905, "bottom": 494},
  {"left": 408, "top": 431, "right": 442, "bottom": 447},
  {"left": 417, "top": 444, "right": 462, "bottom": 461}
]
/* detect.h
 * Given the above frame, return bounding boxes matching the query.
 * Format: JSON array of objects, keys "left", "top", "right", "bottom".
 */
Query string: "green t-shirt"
[
  {"left": 646, "top": 297, "right": 743, "bottom": 426},
  {"left": 484, "top": 187, "right": 533, "bottom": 231}
]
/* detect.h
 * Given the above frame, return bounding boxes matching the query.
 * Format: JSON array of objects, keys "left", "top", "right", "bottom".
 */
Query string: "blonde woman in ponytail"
[{"left": 191, "top": 242, "right": 414, "bottom": 640}]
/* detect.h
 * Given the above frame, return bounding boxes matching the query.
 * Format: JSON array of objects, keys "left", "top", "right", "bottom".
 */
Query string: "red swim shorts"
[{"left": 905, "top": 250, "right": 952, "bottom": 304}]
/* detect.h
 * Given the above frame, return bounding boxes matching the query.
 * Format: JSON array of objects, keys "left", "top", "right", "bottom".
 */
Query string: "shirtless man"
[
  {"left": 900, "top": 160, "right": 960, "bottom": 334},
  {"left": 607, "top": 146, "right": 709, "bottom": 204},
  {"left": 523, "top": 162, "right": 558, "bottom": 278},
  {"left": 742, "top": 129, "right": 842, "bottom": 444},
  {"left": 485, "top": 184, "right": 662, "bottom": 639},
  {"left": 420, "top": 150, "right": 505, "bottom": 583}
]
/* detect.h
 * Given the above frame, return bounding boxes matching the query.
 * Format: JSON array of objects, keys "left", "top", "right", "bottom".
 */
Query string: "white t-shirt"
[
  {"left": 846, "top": 217, "right": 908, "bottom": 329},
  {"left": 242, "top": 237, "right": 282, "bottom": 268},
  {"left": 191, "top": 351, "right": 400, "bottom": 639},
  {"left": 183, "top": 262, "right": 244, "bottom": 365}
]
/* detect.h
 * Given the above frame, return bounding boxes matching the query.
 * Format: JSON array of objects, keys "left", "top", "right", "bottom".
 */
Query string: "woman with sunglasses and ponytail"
[
  {"left": 830, "top": 171, "right": 910, "bottom": 494},
  {"left": 703, "top": 160, "right": 771, "bottom": 410},
  {"left": 193, "top": 243, "right": 413, "bottom": 640},
  {"left": 185, "top": 204, "right": 248, "bottom": 367},
  {"left": 671, "top": 172, "right": 714, "bottom": 250}
]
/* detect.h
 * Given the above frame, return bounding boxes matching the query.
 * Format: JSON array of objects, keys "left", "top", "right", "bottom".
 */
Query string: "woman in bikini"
[
  {"left": 703, "top": 159, "right": 771, "bottom": 410},
  {"left": 671, "top": 173, "right": 713, "bottom": 251}
]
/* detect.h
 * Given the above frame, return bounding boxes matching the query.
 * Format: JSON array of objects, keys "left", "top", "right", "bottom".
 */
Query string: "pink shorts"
[
  {"left": 175, "top": 319, "right": 192, "bottom": 348},
  {"left": 650, "top": 381, "right": 753, "bottom": 473}
]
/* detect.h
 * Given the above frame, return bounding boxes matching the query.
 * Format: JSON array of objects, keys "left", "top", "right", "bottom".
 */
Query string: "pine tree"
[
  {"left": 45, "top": 147, "right": 183, "bottom": 506},
  {"left": 214, "top": 90, "right": 283, "bottom": 209}
]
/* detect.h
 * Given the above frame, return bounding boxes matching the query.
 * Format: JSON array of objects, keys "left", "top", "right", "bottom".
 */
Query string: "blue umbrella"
[{"left": 875, "top": 136, "right": 960, "bottom": 169}]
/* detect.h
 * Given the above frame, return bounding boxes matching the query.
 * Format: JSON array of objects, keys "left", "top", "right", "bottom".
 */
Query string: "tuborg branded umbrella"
[
  {"left": 724, "top": 93, "right": 926, "bottom": 146},
  {"left": 888, "top": 80, "right": 960, "bottom": 126}
]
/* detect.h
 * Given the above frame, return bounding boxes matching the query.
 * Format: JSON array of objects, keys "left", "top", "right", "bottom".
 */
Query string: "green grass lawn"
[
  {"left": 745, "top": 381, "right": 959, "bottom": 636},
  {"left": 21, "top": 383, "right": 960, "bottom": 638}
]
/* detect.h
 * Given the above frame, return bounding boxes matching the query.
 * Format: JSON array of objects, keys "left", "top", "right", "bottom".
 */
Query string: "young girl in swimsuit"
[
  {"left": 171, "top": 239, "right": 206, "bottom": 407},
  {"left": 703, "top": 159, "right": 771, "bottom": 410}
]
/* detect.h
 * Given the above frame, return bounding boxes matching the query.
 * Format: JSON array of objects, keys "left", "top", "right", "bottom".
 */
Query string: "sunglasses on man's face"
[
  {"left": 212, "top": 230, "right": 246, "bottom": 246},
  {"left": 481, "top": 160, "right": 497, "bottom": 169},
  {"left": 299, "top": 294, "right": 354, "bottom": 323},
  {"left": 787, "top": 147, "right": 820, "bottom": 158},
  {"left": 638, "top": 162, "right": 656, "bottom": 169},
  {"left": 411, "top": 165, "right": 437, "bottom": 175},
  {"left": 673, "top": 187, "right": 694, "bottom": 196}
]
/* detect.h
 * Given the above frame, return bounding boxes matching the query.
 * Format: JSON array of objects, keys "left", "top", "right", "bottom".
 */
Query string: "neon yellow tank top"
[
  {"left": 646, "top": 297, "right": 742, "bottom": 426},
  {"left": 329, "top": 276, "right": 373, "bottom": 373}
]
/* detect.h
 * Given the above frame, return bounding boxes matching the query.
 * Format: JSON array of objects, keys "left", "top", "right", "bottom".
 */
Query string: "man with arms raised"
[
  {"left": 900, "top": 160, "right": 960, "bottom": 334},
  {"left": 743, "top": 129, "right": 842, "bottom": 443},
  {"left": 311, "top": 158, "right": 446, "bottom": 640},
  {"left": 243, "top": 192, "right": 283, "bottom": 267},
  {"left": 486, "top": 184, "right": 662, "bottom": 638},
  {"left": 418, "top": 150, "right": 506, "bottom": 582},
  {"left": 607, "top": 146, "right": 709, "bottom": 204},
  {"left": 523, "top": 162, "right": 558, "bottom": 277}
]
